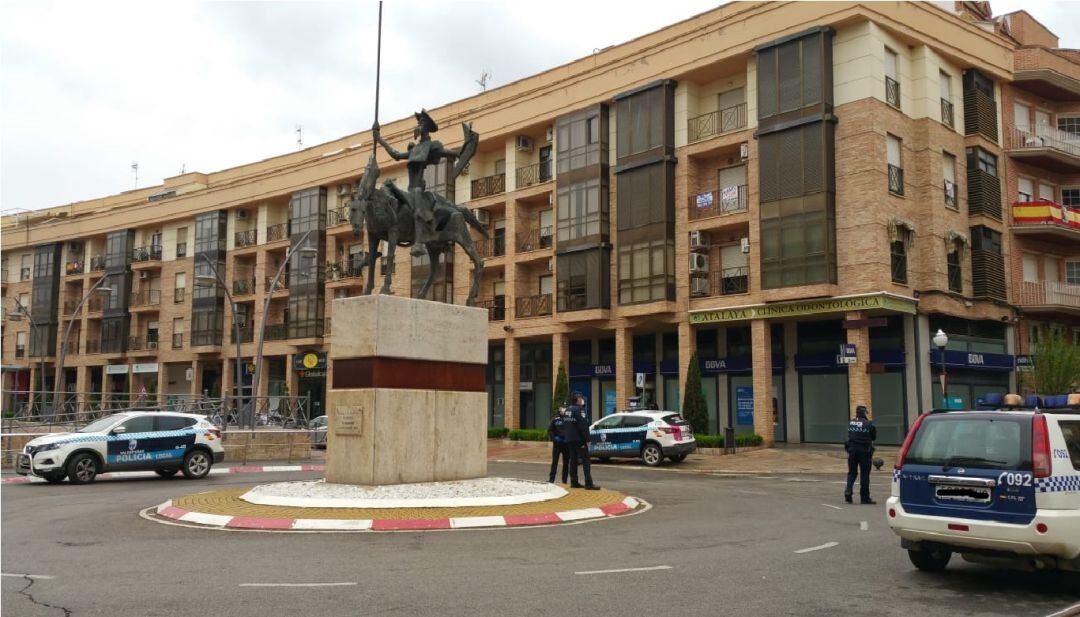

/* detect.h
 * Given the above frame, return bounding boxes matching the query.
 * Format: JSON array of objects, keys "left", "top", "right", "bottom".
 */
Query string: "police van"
[
  {"left": 588, "top": 411, "right": 696, "bottom": 467},
  {"left": 15, "top": 411, "right": 225, "bottom": 484},
  {"left": 887, "top": 395, "right": 1080, "bottom": 573}
]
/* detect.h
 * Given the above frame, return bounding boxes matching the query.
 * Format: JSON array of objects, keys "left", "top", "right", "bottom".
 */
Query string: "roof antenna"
[
  {"left": 295, "top": 124, "right": 304, "bottom": 150},
  {"left": 476, "top": 69, "right": 491, "bottom": 92},
  {"left": 131, "top": 162, "right": 139, "bottom": 188},
  {"left": 180, "top": 163, "right": 186, "bottom": 174}
]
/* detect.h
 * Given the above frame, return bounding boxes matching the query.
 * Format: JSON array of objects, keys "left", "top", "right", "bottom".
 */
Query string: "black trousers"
[
  {"left": 568, "top": 442, "right": 594, "bottom": 487},
  {"left": 548, "top": 442, "right": 569, "bottom": 484},
  {"left": 845, "top": 449, "right": 872, "bottom": 501}
]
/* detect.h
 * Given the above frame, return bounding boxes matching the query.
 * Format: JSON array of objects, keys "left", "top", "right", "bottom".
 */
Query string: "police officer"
[
  {"left": 547, "top": 405, "right": 570, "bottom": 484},
  {"left": 566, "top": 391, "right": 600, "bottom": 490},
  {"left": 844, "top": 404, "right": 877, "bottom": 504}
]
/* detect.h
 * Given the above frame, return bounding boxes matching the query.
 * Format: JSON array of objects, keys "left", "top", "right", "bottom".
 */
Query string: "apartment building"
[{"left": 3, "top": 2, "right": 1078, "bottom": 447}]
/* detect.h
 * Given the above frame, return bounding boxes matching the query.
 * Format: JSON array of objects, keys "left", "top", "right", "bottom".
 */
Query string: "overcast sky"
[{"left": 1, "top": 0, "right": 1077, "bottom": 213}]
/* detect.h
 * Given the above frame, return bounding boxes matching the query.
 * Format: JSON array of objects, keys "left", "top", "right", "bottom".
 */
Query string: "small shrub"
[
  {"left": 692, "top": 433, "right": 763, "bottom": 448},
  {"left": 487, "top": 427, "right": 509, "bottom": 439},
  {"left": 508, "top": 429, "right": 550, "bottom": 442}
]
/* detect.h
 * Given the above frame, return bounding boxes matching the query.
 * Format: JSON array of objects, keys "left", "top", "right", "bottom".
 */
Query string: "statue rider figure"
[{"left": 372, "top": 110, "right": 473, "bottom": 256}]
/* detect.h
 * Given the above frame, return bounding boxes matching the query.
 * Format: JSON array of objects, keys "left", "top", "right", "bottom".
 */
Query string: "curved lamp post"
[
  {"left": 933, "top": 329, "right": 949, "bottom": 409},
  {"left": 195, "top": 254, "right": 244, "bottom": 423},
  {"left": 53, "top": 276, "right": 113, "bottom": 416}
]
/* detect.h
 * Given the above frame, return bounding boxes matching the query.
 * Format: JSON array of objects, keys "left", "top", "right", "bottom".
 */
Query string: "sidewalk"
[{"left": 487, "top": 439, "right": 898, "bottom": 475}]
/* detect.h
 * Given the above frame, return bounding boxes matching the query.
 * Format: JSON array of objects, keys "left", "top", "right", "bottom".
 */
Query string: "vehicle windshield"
[
  {"left": 662, "top": 414, "right": 688, "bottom": 425},
  {"left": 77, "top": 415, "right": 127, "bottom": 433},
  {"left": 905, "top": 415, "right": 1029, "bottom": 471}
]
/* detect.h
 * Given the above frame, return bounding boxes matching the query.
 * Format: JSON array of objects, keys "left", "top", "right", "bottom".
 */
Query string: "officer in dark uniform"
[
  {"left": 547, "top": 405, "right": 570, "bottom": 484},
  {"left": 844, "top": 404, "right": 877, "bottom": 504},
  {"left": 566, "top": 391, "right": 600, "bottom": 490}
]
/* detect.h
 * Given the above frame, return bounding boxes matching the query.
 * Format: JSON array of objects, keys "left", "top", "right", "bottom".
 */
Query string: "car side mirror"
[{"left": 112, "top": 426, "right": 127, "bottom": 435}]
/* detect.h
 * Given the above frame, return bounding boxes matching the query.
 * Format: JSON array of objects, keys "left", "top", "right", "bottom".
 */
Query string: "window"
[
  {"left": 947, "top": 249, "right": 961, "bottom": 292},
  {"left": 884, "top": 48, "right": 900, "bottom": 108},
  {"left": 556, "top": 106, "right": 604, "bottom": 174},
  {"left": 539, "top": 275, "right": 553, "bottom": 296},
  {"left": 194, "top": 212, "right": 226, "bottom": 254},
  {"left": 1064, "top": 188, "right": 1080, "bottom": 208},
  {"left": 971, "top": 226, "right": 1002, "bottom": 253},
  {"left": 1018, "top": 177, "right": 1034, "bottom": 202},
  {"left": 618, "top": 239, "right": 675, "bottom": 304},
  {"left": 943, "top": 152, "right": 957, "bottom": 208},
  {"left": 289, "top": 187, "right": 326, "bottom": 236},
  {"left": 887, "top": 134, "right": 903, "bottom": 195},
  {"left": 20, "top": 254, "right": 32, "bottom": 280},
  {"left": 1045, "top": 256, "right": 1060, "bottom": 283},
  {"left": 1039, "top": 182, "right": 1055, "bottom": 202},
  {"left": 939, "top": 71, "right": 953, "bottom": 127},
  {"left": 756, "top": 30, "right": 826, "bottom": 119},
  {"left": 556, "top": 249, "right": 609, "bottom": 311},
  {"left": 615, "top": 86, "right": 667, "bottom": 159},
  {"left": 118, "top": 416, "right": 155, "bottom": 434},
  {"left": 890, "top": 240, "right": 907, "bottom": 284},
  {"left": 172, "top": 317, "right": 184, "bottom": 348},
  {"left": 156, "top": 416, "right": 197, "bottom": 431},
  {"left": 421, "top": 160, "right": 455, "bottom": 200},
  {"left": 1013, "top": 101, "right": 1031, "bottom": 130},
  {"left": 556, "top": 178, "right": 605, "bottom": 244},
  {"left": 1022, "top": 253, "right": 1038, "bottom": 283},
  {"left": 970, "top": 147, "right": 997, "bottom": 176},
  {"left": 494, "top": 159, "right": 505, "bottom": 176},
  {"left": 1060, "top": 116, "right": 1080, "bottom": 138},
  {"left": 1067, "top": 261, "right": 1080, "bottom": 285},
  {"left": 616, "top": 164, "right": 669, "bottom": 230},
  {"left": 176, "top": 226, "right": 189, "bottom": 258},
  {"left": 1059, "top": 422, "right": 1080, "bottom": 471}
]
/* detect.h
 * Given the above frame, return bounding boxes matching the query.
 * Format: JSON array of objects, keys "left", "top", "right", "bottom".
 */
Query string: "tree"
[
  {"left": 682, "top": 352, "right": 709, "bottom": 435},
  {"left": 552, "top": 361, "right": 569, "bottom": 417},
  {"left": 1025, "top": 332, "right": 1080, "bottom": 396}
]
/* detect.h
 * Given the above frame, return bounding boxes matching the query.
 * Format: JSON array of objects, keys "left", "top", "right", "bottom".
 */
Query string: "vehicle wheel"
[
  {"left": 641, "top": 443, "right": 664, "bottom": 467},
  {"left": 43, "top": 472, "right": 65, "bottom": 484},
  {"left": 155, "top": 468, "right": 179, "bottom": 477},
  {"left": 668, "top": 453, "right": 687, "bottom": 463},
  {"left": 67, "top": 453, "right": 99, "bottom": 485},
  {"left": 908, "top": 548, "right": 951, "bottom": 572},
  {"left": 182, "top": 450, "right": 212, "bottom": 479}
]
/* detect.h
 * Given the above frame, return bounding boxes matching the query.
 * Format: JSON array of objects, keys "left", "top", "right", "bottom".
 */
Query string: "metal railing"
[
  {"left": 174, "top": 287, "right": 186, "bottom": 303},
  {"left": 687, "top": 102, "right": 748, "bottom": 142},
  {"left": 235, "top": 229, "right": 258, "bottom": 248},
  {"left": 515, "top": 293, "right": 553, "bottom": 318},
  {"left": 327, "top": 205, "right": 351, "bottom": 227},
  {"left": 65, "top": 261, "right": 84, "bottom": 275},
  {"left": 689, "top": 185, "right": 748, "bottom": 220},
  {"left": 131, "top": 245, "right": 163, "bottom": 262},
  {"left": 130, "top": 289, "right": 161, "bottom": 307},
  {"left": 236, "top": 327, "right": 255, "bottom": 344},
  {"left": 476, "top": 236, "right": 506, "bottom": 258},
  {"left": 1004, "top": 124, "right": 1080, "bottom": 158},
  {"left": 944, "top": 180, "right": 958, "bottom": 209},
  {"left": 15, "top": 345, "right": 25, "bottom": 358},
  {"left": 90, "top": 255, "right": 106, "bottom": 272},
  {"left": 471, "top": 173, "right": 506, "bottom": 199},
  {"left": 233, "top": 277, "right": 256, "bottom": 296},
  {"left": 172, "top": 332, "right": 184, "bottom": 349},
  {"left": 176, "top": 242, "right": 187, "bottom": 258},
  {"left": 476, "top": 299, "right": 506, "bottom": 321},
  {"left": 515, "top": 160, "right": 553, "bottom": 188},
  {"left": 266, "top": 222, "right": 289, "bottom": 242},
  {"left": 885, "top": 76, "right": 900, "bottom": 108},
  {"left": 940, "top": 98, "right": 954, "bottom": 128},
  {"left": 888, "top": 164, "right": 904, "bottom": 195},
  {"left": 264, "top": 323, "right": 288, "bottom": 341},
  {"left": 327, "top": 261, "right": 363, "bottom": 280},
  {"left": 516, "top": 227, "right": 553, "bottom": 253},
  {"left": 1017, "top": 280, "right": 1080, "bottom": 309},
  {"left": 2, "top": 391, "right": 227, "bottom": 432}
]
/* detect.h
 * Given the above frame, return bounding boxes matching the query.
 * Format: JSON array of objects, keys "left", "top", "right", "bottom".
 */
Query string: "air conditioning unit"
[
  {"left": 139, "top": 271, "right": 151, "bottom": 280},
  {"left": 545, "top": 126, "right": 554, "bottom": 142},
  {"left": 689, "top": 230, "right": 710, "bottom": 251},
  {"left": 476, "top": 209, "right": 491, "bottom": 226},
  {"left": 689, "top": 253, "right": 710, "bottom": 273},
  {"left": 236, "top": 209, "right": 249, "bottom": 220},
  {"left": 147, "top": 341, "right": 158, "bottom": 350},
  {"left": 547, "top": 257, "right": 555, "bottom": 272},
  {"left": 337, "top": 183, "right": 352, "bottom": 197},
  {"left": 516, "top": 136, "right": 534, "bottom": 152},
  {"left": 691, "top": 276, "right": 711, "bottom": 297},
  {"left": 740, "top": 237, "right": 750, "bottom": 254}
]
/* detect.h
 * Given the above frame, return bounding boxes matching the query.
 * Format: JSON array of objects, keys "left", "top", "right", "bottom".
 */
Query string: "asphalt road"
[{"left": 2, "top": 461, "right": 1078, "bottom": 617}]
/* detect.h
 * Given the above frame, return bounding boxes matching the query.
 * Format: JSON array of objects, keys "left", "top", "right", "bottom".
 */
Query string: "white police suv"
[
  {"left": 15, "top": 412, "right": 225, "bottom": 484},
  {"left": 588, "top": 411, "right": 696, "bottom": 467},
  {"left": 887, "top": 398, "right": 1080, "bottom": 573}
]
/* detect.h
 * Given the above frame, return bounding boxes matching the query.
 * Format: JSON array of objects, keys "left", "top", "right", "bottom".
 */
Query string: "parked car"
[
  {"left": 309, "top": 415, "right": 328, "bottom": 449},
  {"left": 588, "top": 411, "right": 696, "bottom": 466},
  {"left": 16, "top": 412, "right": 225, "bottom": 484},
  {"left": 887, "top": 402, "right": 1080, "bottom": 573}
]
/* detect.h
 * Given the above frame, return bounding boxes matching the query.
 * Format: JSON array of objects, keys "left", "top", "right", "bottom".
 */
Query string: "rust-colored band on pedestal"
[{"left": 332, "top": 357, "right": 486, "bottom": 392}]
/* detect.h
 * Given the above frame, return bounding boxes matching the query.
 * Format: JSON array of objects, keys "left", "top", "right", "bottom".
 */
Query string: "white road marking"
[
  {"left": 821, "top": 504, "right": 843, "bottom": 510},
  {"left": 239, "top": 582, "right": 358, "bottom": 587},
  {"left": 794, "top": 542, "right": 839, "bottom": 554},
  {"left": 575, "top": 565, "right": 672, "bottom": 576},
  {"left": 859, "top": 521, "right": 869, "bottom": 531},
  {"left": 1, "top": 573, "right": 55, "bottom": 580},
  {"left": 785, "top": 478, "right": 821, "bottom": 482},
  {"left": 1043, "top": 602, "right": 1080, "bottom": 617}
]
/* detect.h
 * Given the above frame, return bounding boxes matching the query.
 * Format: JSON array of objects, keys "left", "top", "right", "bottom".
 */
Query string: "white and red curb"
[
  {"left": 151, "top": 496, "right": 642, "bottom": 531},
  {"left": 4, "top": 464, "right": 325, "bottom": 484}
]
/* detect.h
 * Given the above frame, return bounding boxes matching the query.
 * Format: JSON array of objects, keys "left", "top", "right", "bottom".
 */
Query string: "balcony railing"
[
  {"left": 90, "top": 255, "right": 106, "bottom": 272},
  {"left": 471, "top": 173, "right": 506, "bottom": 199},
  {"left": 264, "top": 323, "right": 288, "bottom": 341},
  {"left": 888, "top": 165, "right": 904, "bottom": 196},
  {"left": 15, "top": 345, "right": 25, "bottom": 358},
  {"left": 517, "top": 228, "right": 553, "bottom": 253},
  {"left": 172, "top": 332, "right": 184, "bottom": 349},
  {"left": 65, "top": 261, "right": 84, "bottom": 275},
  {"left": 689, "top": 185, "right": 748, "bottom": 220},
  {"left": 1011, "top": 200, "right": 1080, "bottom": 234},
  {"left": 476, "top": 236, "right": 506, "bottom": 258},
  {"left": 176, "top": 242, "right": 188, "bottom": 258},
  {"left": 475, "top": 299, "right": 506, "bottom": 321},
  {"left": 515, "top": 160, "right": 553, "bottom": 189},
  {"left": 1004, "top": 125, "right": 1080, "bottom": 159},
  {"left": 236, "top": 327, "right": 255, "bottom": 344},
  {"left": 235, "top": 229, "right": 257, "bottom": 248},
  {"left": 130, "top": 290, "right": 161, "bottom": 307},
  {"left": 944, "top": 180, "right": 958, "bottom": 209},
  {"left": 690, "top": 267, "right": 750, "bottom": 298},
  {"left": 327, "top": 205, "right": 352, "bottom": 227},
  {"left": 266, "top": 222, "right": 289, "bottom": 243},
  {"left": 174, "top": 287, "right": 186, "bottom": 303},
  {"left": 233, "top": 278, "right": 257, "bottom": 296},
  {"left": 131, "top": 245, "right": 162, "bottom": 262},
  {"left": 885, "top": 76, "right": 900, "bottom": 108},
  {"left": 265, "top": 276, "right": 289, "bottom": 293},
  {"left": 1017, "top": 280, "right": 1080, "bottom": 309},
  {"left": 940, "top": 98, "right": 954, "bottom": 128},
  {"left": 515, "top": 293, "right": 552, "bottom": 319},
  {"left": 687, "top": 102, "right": 748, "bottom": 142},
  {"left": 327, "top": 261, "right": 363, "bottom": 280}
]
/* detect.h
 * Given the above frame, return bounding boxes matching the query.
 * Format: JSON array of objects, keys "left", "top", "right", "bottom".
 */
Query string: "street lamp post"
[
  {"left": 195, "top": 254, "right": 244, "bottom": 426},
  {"left": 933, "top": 329, "right": 949, "bottom": 409},
  {"left": 248, "top": 229, "right": 317, "bottom": 427},
  {"left": 53, "top": 276, "right": 113, "bottom": 417}
]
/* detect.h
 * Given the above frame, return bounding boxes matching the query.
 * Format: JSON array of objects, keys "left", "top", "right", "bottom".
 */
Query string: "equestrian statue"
[{"left": 349, "top": 109, "right": 488, "bottom": 305}]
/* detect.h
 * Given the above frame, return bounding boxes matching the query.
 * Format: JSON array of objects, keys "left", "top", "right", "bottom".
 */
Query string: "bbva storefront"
[{"left": 689, "top": 292, "right": 1018, "bottom": 446}]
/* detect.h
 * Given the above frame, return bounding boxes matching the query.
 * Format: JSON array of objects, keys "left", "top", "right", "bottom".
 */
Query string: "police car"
[
  {"left": 15, "top": 411, "right": 225, "bottom": 484},
  {"left": 887, "top": 395, "right": 1080, "bottom": 573},
  {"left": 588, "top": 411, "right": 696, "bottom": 467}
]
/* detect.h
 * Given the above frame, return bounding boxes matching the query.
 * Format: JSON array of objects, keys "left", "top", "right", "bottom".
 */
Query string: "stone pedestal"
[{"left": 326, "top": 295, "right": 488, "bottom": 485}]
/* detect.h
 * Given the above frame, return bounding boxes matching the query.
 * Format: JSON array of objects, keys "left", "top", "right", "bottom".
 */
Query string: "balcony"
[
  {"left": 516, "top": 228, "right": 553, "bottom": 253},
  {"left": 690, "top": 267, "right": 750, "bottom": 298},
  {"left": 130, "top": 290, "right": 161, "bottom": 308},
  {"left": 127, "top": 336, "right": 160, "bottom": 354},
  {"left": 476, "top": 298, "right": 506, "bottom": 321},
  {"left": 65, "top": 260, "right": 84, "bottom": 276},
  {"left": 515, "top": 160, "right": 553, "bottom": 189},
  {"left": 885, "top": 76, "right": 901, "bottom": 109},
  {"left": 888, "top": 165, "right": 904, "bottom": 196},
  {"left": 1012, "top": 47, "right": 1080, "bottom": 101},
  {"left": 475, "top": 236, "right": 506, "bottom": 259},
  {"left": 1011, "top": 200, "right": 1080, "bottom": 240},
  {"left": 471, "top": 173, "right": 505, "bottom": 200},
  {"left": 689, "top": 185, "right": 748, "bottom": 221},
  {"left": 172, "top": 332, "right": 184, "bottom": 349},
  {"left": 687, "top": 102, "right": 748, "bottom": 143},
  {"left": 940, "top": 98, "right": 954, "bottom": 128},
  {"left": 174, "top": 287, "right": 186, "bottom": 303},
  {"left": 131, "top": 245, "right": 162, "bottom": 263},
  {"left": 90, "top": 255, "right": 106, "bottom": 272},
  {"left": 176, "top": 242, "right": 188, "bottom": 258},
  {"left": 327, "top": 205, "right": 352, "bottom": 227},
  {"left": 326, "top": 261, "right": 363, "bottom": 281},
  {"left": 265, "top": 276, "right": 289, "bottom": 293},
  {"left": 235, "top": 229, "right": 258, "bottom": 248},
  {"left": 266, "top": 222, "right": 289, "bottom": 243},
  {"left": 236, "top": 327, "right": 255, "bottom": 344},
  {"left": 264, "top": 323, "right": 288, "bottom": 341},
  {"left": 233, "top": 278, "right": 257, "bottom": 296},
  {"left": 515, "top": 293, "right": 552, "bottom": 319},
  {"left": 967, "top": 168, "right": 1002, "bottom": 220},
  {"left": 1003, "top": 125, "right": 1080, "bottom": 172},
  {"left": 1016, "top": 280, "right": 1080, "bottom": 315}
]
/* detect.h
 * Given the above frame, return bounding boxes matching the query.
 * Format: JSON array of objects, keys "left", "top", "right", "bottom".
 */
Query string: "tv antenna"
[
  {"left": 131, "top": 162, "right": 139, "bottom": 188},
  {"left": 295, "top": 125, "right": 304, "bottom": 150},
  {"left": 476, "top": 69, "right": 491, "bottom": 92}
]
